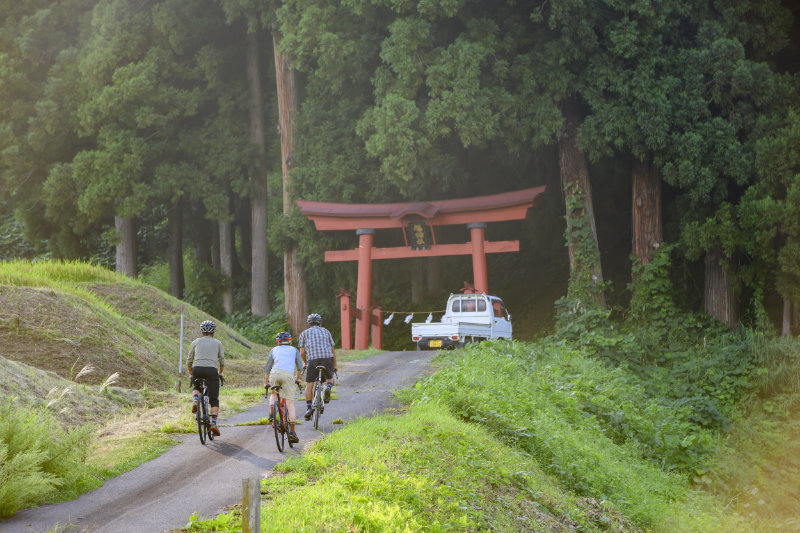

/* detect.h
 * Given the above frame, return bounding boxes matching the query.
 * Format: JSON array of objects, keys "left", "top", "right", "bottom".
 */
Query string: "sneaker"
[
  {"left": 288, "top": 431, "right": 299, "bottom": 443},
  {"left": 191, "top": 401, "right": 197, "bottom": 413},
  {"left": 210, "top": 423, "right": 220, "bottom": 436},
  {"left": 324, "top": 387, "right": 331, "bottom": 403},
  {"left": 304, "top": 407, "right": 313, "bottom": 421}
]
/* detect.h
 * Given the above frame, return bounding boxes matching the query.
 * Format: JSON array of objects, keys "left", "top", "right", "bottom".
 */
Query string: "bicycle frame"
[
  {"left": 195, "top": 379, "right": 213, "bottom": 445},
  {"left": 311, "top": 366, "right": 327, "bottom": 430},
  {"left": 269, "top": 385, "right": 293, "bottom": 451}
]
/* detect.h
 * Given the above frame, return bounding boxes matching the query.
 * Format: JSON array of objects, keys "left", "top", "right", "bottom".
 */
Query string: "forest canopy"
[{"left": 1, "top": 0, "right": 799, "bottom": 343}]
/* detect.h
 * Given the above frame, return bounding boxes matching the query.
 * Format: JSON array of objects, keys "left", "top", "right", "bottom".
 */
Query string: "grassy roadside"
[
  {"left": 184, "top": 401, "right": 641, "bottom": 533},
  {"left": 181, "top": 338, "right": 799, "bottom": 533}
]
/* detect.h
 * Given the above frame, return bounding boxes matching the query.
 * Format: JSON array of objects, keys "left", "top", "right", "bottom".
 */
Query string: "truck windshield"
[{"left": 453, "top": 297, "right": 486, "bottom": 312}]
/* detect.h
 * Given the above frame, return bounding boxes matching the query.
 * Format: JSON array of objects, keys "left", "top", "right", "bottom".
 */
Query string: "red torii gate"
[{"left": 297, "top": 186, "right": 545, "bottom": 350}]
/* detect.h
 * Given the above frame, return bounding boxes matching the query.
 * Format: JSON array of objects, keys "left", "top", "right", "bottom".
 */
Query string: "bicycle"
[
  {"left": 310, "top": 365, "right": 337, "bottom": 430},
  {"left": 194, "top": 375, "right": 224, "bottom": 445},
  {"left": 269, "top": 384, "right": 294, "bottom": 452}
]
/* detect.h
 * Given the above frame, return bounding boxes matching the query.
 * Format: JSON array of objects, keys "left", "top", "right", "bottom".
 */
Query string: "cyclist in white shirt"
[{"left": 265, "top": 331, "right": 303, "bottom": 443}]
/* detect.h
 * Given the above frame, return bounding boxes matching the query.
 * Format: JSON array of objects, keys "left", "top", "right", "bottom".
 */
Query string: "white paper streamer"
[
  {"left": 383, "top": 313, "right": 394, "bottom": 325},
  {"left": 425, "top": 313, "right": 433, "bottom": 323},
  {"left": 404, "top": 314, "right": 414, "bottom": 324}
]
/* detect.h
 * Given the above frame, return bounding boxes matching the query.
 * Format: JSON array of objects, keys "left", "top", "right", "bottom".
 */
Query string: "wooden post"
[
  {"left": 337, "top": 289, "right": 352, "bottom": 350},
  {"left": 371, "top": 305, "right": 383, "bottom": 350},
  {"left": 242, "top": 478, "right": 261, "bottom": 533},
  {"left": 177, "top": 305, "right": 185, "bottom": 393}
]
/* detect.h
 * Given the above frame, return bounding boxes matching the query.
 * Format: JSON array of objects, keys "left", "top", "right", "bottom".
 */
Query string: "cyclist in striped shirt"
[{"left": 298, "top": 313, "right": 337, "bottom": 420}]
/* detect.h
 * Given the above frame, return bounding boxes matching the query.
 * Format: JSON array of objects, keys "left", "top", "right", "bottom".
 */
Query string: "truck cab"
[{"left": 412, "top": 293, "right": 512, "bottom": 350}]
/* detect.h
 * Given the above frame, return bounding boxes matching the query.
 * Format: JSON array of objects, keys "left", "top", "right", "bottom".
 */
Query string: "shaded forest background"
[{"left": 2, "top": 0, "right": 800, "bottom": 349}]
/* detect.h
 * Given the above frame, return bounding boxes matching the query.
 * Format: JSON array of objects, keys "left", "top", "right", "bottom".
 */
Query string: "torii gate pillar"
[
  {"left": 468, "top": 222, "right": 488, "bottom": 294},
  {"left": 355, "top": 229, "right": 375, "bottom": 350}
]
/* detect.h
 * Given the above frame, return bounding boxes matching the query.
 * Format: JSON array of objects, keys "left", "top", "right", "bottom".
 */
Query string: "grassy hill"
[{"left": 0, "top": 259, "right": 265, "bottom": 393}]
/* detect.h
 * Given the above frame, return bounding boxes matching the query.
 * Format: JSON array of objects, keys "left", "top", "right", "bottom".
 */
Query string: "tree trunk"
[
  {"left": 557, "top": 99, "right": 605, "bottom": 308},
  {"left": 115, "top": 215, "right": 137, "bottom": 278},
  {"left": 211, "top": 224, "right": 220, "bottom": 273},
  {"left": 219, "top": 219, "right": 234, "bottom": 315},
  {"left": 274, "top": 31, "right": 307, "bottom": 333},
  {"left": 793, "top": 303, "right": 799, "bottom": 336},
  {"left": 235, "top": 195, "right": 251, "bottom": 276},
  {"left": 248, "top": 29, "right": 270, "bottom": 316},
  {"left": 168, "top": 199, "right": 185, "bottom": 299},
  {"left": 782, "top": 297, "right": 791, "bottom": 336},
  {"left": 632, "top": 159, "right": 663, "bottom": 266},
  {"left": 411, "top": 260, "right": 424, "bottom": 304},
  {"left": 427, "top": 257, "right": 442, "bottom": 295},
  {"left": 191, "top": 199, "right": 211, "bottom": 267},
  {"left": 704, "top": 245, "right": 738, "bottom": 327}
]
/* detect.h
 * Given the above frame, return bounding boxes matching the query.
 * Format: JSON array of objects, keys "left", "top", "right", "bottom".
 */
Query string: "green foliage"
[
  {"left": 139, "top": 254, "right": 225, "bottom": 318},
  {"left": 0, "top": 403, "right": 94, "bottom": 518},
  {"left": 404, "top": 342, "right": 698, "bottom": 528},
  {"left": 186, "top": 402, "right": 638, "bottom": 532},
  {"left": 224, "top": 308, "right": 290, "bottom": 346}
]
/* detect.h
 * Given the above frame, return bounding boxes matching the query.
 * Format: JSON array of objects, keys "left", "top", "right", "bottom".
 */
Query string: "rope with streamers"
[{"left": 381, "top": 309, "right": 446, "bottom": 325}]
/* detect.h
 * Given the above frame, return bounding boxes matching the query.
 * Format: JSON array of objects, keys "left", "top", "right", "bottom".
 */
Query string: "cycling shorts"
[
  {"left": 305, "top": 357, "right": 334, "bottom": 383},
  {"left": 268, "top": 369, "right": 299, "bottom": 400},
  {"left": 192, "top": 366, "right": 220, "bottom": 408}
]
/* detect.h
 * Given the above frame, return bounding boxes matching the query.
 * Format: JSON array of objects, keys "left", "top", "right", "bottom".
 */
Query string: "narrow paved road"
[{"left": 1, "top": 350, "right": 436, "bottom": 533}]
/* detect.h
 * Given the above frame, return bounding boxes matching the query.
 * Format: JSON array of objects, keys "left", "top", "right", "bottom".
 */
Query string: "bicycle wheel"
[
  {"left": 273, "top": 398, "right": 285, "bottom": 452},
  {"left": 205, "top": 397, "right": 214, "bottom": 442},
  {"left": 197, "top": 394, "right": 206, "bottom": 445},
  {"left": 312, "top": 385, "right": 322, "bottom": 430},
  {"left": 282, "top": 400, "right": 294, "bottom": 449}
]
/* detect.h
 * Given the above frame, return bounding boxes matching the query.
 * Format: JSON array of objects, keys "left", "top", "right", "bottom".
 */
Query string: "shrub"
[
  {"left": 0, "top": 404, "right": 94, "bottom": 518},
  {"left": 225, "top": 308, "right": 290, "bottom": 346},
  {"left": 403, "top": 341, "right": 698, "bottom": 526}
]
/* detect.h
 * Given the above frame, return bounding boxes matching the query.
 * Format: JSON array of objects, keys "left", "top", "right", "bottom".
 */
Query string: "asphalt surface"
[{"left": 0, "top": 350, "right": 437, "bottom": 533}]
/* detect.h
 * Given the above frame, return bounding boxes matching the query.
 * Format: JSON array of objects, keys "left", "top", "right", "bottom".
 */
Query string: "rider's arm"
[
  {"left": 299, "top": 347, "right": 307, "bottom": 366},
  {"left": 217, "top": 340, "right": 225, "bottom": 375},
  {"left": 294, "top": 350, "right": 304, "bottom": 381},
  {"left": 187, "top": 339, "right": 197, "bottom": 375}
]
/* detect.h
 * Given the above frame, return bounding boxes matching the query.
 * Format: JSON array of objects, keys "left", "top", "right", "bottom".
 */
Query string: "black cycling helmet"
[
  {"left": 275, "top": 331, "right": 292, "bottom": 345},
  {"left": 200, "top": 320, "right": 216, "bottom": 334},
  {"left": 306, "top": 313, "right": 322, "bottom": 325}
]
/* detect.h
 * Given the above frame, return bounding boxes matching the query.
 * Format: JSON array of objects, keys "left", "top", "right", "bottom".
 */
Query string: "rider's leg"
[
  {"left": 287, "top": 399, "right": 296, "bottom": 423},
  {"left": 268, "top": 392, "right": 277, "bottom": 411}
]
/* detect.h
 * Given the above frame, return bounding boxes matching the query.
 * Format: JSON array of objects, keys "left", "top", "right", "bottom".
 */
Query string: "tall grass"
[
  {"left": 0, "top": 259, "right": 121, "bottom": 286},
  {"left": 0, "top": 259, "right": 131, "bottom": 315},
  {"left": 0, "top": 403, "right": 95, "bottom": 518}
]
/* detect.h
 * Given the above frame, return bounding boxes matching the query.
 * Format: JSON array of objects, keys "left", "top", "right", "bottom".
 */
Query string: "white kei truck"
[{"left": 411, "top": 293, "right": 512, "bottom": 350}]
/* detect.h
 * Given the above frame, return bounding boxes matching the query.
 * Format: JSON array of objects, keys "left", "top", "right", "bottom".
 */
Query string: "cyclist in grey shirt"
[{"left": 188, "top": 320, "right": 225, "bottom": 435}]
